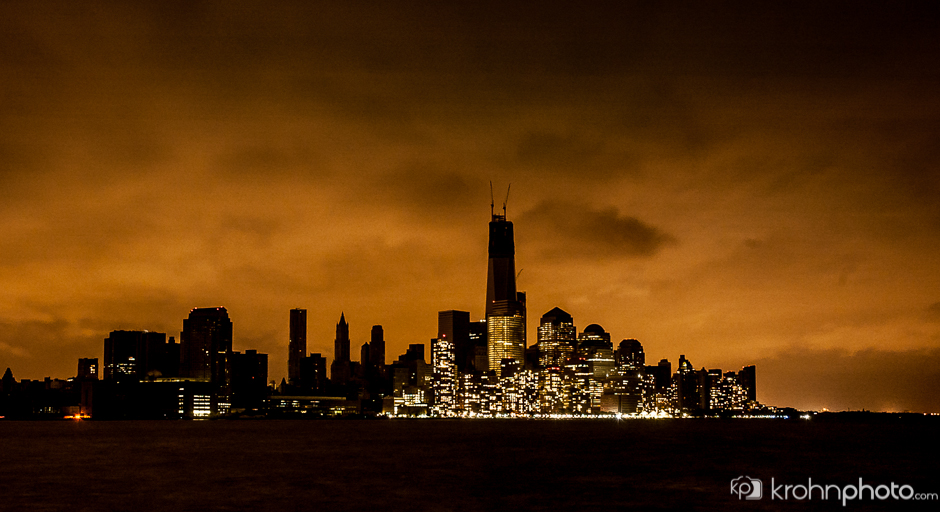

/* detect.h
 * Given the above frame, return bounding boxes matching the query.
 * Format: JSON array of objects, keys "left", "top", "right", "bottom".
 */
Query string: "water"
[{"left": 0, "top": 418, "right": 936, "bottom": 511}]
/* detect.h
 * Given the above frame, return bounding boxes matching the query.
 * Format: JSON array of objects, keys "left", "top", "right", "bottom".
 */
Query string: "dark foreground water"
[{"left": 0, "top": 418, "right": 937, "bottom": 511}]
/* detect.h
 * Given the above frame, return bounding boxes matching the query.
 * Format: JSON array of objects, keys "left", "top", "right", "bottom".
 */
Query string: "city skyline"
[{"left": 2, "top": 2, "right": 939, "bottom": 413}]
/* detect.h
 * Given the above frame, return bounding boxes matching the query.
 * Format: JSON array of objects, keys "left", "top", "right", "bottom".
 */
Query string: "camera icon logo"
[{"left": 730, "top": 476, "right": 763, "bottom": 500}]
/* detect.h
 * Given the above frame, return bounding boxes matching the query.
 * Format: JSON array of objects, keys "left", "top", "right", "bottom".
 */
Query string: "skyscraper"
[
  {"left": 288, "top": 308, "right": 306, "bottom": 385},
  {"left": 331, "top": 313, "right": 351, "bottom": 385},
  {"left": 577, "top": 324, "right": 614, "bottom": 381},
  {"left": 300, "top": 353, "right": 328, "bottom": 392},
  {"left": 616, "top": 339, "right": 645, "bottom": 369},
  {"left": 738, "top": 365, "right": 757, "bottom": 403},
  {"left": 104, "top": 330, "right": 169, "bottom": 381},
  {"left": 229, "top": 349, "right": 268, "bottom": 412},
  {"left": 537, "top": 307, "right": 576, "bottom": 368},
  {"left": 485, "top": 202, "right": 525, "bottom": 371},
  {"left": 431, "top": 335, "right": 456, "bottom": 416},
  {"left": 180, "top": 307, "right": 233, "bottom": 384},
  {"left": 77, "top": 358, "right": 98, "bottom": 380},
  {"left": 438, "top": 310, "right": 471, "bottom": 371},
  {"left": 370, "top": 325, "right": 385, "bottom": 367}
]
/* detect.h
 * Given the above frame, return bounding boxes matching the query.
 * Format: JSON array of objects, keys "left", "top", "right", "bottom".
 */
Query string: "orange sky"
[{"left": 2, "top": 1, "right": 939, "bottom": 411}]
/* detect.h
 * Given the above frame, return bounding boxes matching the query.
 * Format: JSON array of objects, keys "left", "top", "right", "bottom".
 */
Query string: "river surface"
[{"left": 0, "top": 418, "right": 936, "bottom": 511}]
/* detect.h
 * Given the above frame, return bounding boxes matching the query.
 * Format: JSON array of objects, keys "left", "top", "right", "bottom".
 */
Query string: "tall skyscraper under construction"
[{"left": 485, "top": 189, "right": 526, "bottom": 371}]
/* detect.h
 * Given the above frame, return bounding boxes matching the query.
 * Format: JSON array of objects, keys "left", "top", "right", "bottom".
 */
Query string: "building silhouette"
[
  {"left": 230, "top": 349, "right": 268, "bottom": 412},
  {"left": 438, "top": 310, "right": 472, "bottom": 372},
  {"left": 370, "top": 325, "right": 386, "bottom": 367},
  {"left": 616, "top": 339, "right": 645, "bottom": 369},
  {"left": 180, "top": 307, "right": 232, "bottom": 384},
  {"left": 77, "top": 358, "right": 99, "bottom": 380},
  {"left": 104, "top": 330, "right": 171, "bottom": 381},
  {"left": 288, "top": 308, "right": 306, "bottom": 386},
  {"left": 739, "top": 365, "right": 757, "bottom": 403},
  {"left": 485, "top": 203, "right": 526, "bottom": 370},
  {"left": 331, "top": 313, "right": 351, "bottom": 385},
  {"left": 297, "top": 353, "right": 327, "bottom": 392},
  {"left": 468, "top": 320, "right": 488, "bottom": 371}
]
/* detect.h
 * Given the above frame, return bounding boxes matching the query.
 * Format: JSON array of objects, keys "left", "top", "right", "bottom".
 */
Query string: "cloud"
[
  {"left": 520, "top": 200, "right": 674, "bottom": 260},
  {"left": 376, "top": 163, "right": 485, "bottom": 219},
  {"left": 753, "top": 346, "right": 940, "bottom": 413},
  {"left": 516, "top": 131, "right": 603, "bottom": 166},
  {"left": 0, "top": 341, "right": 29, "bottom": 358},
  {"left": 927, "top": 302, "right": 940, "bottom": 322}
]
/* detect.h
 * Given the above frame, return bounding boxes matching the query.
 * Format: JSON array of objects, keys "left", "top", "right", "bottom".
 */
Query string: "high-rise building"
[
  {"left": 300, "top": 353, "right": 328, "bottom": 392},
  {"left": 577, "top": 324, "right": 614, "bottom": 381},
  {"left": 370, "top": 325, "right": 385, "bottom": 367},
  {"left": 674, "top": 355, "right": 699, "bottom": 412},
  {"left": 431, "top": 336, "right": 456, "bottom": 416},
  {"left": 537, "top": 307, "right": 576, "bottom": 368},
  {"left": 229, "top": 349, "right": 268, "bottom": 412},
  {"left": 104, "top": 330, "right": 169, "bottom": 381},
  {"left": 616, "top": 339, "right": 645, "bottom": 369},
  {"left": 738, "top": 365, "right": 757, "bottom": 403},
  {"left": 469, "top": 320, "right": 488, "bottom": 371},
  {"left": 438, "top": 311, "right": 471, "bottom": 371},
  {"left": 180, "top": 307, "right": 233, "bottom": 384},
  {"left": 360, "top": 342, "right": 371, "bottom": 370},
  {"left": 77, "top": 358, "right": 99, "bottom": 380},
  {"left": 485, "top": 205, "right": 526, "bottom": 371},
  {"left": 701, "top": 368, "right": 722, "bottom": 410},
  {"left": 288, "top": 309, "right": 307, "bottom": 385},
  {"left": 331, "top": 313, "right": 351, "bottom": 385},
  {"left": 164, "top": 336, "right": 180, "bottom": 378}
]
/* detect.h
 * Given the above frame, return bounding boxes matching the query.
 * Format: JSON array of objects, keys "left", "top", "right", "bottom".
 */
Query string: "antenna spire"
[{"left": 489, "top": 181, "right": 495, "bottom": 217}]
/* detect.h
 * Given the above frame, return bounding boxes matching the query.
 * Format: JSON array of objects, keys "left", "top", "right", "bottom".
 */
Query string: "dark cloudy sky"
[{"left": 2, "top": 1, "right": 939, "bottom": 412}]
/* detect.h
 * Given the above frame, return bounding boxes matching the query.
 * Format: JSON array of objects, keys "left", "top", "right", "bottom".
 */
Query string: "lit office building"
[
  {"left": 487, "top": 313, "right": 525, "bottom": 372},
  {"left": 717, "top": 371, "right": 748, "bottom": 411},
  {"left": 566, "top": 356, "right": 598, "bottom": 414},
  {"left": 392, "top": 386, "right": 428, "bottom": 417},
  {"left": 601, "top": 366, "right": 644, "bottom": 414},
  {"left": 537, "top": 367, "right": 569, "bottom": 414},
  {"left": 497, "top": 359, "right": 537, "bottom": 415},
  {"left": 438, "top": 310, "right": 471, "bottom": 372},
  {"left": 457, "top": 373, "right": 484, "bottom": 415},
  {"left": 701, "top": 368, "right": 722, "bottom": 411},
  {"left": 640, "top": 371, "right": 658, "bottom": 413},
  {"left": 537, "top": 307, "right": 576, "bottom": 369},
  {"left": 484, "top": 376, "right": 503, "bottom": 415},
  {"left": 577, "top": 324, "right": 614, "bottom": 381},
  {"left": 431, "top": 336, "right": 457, "bottom": 416}
]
